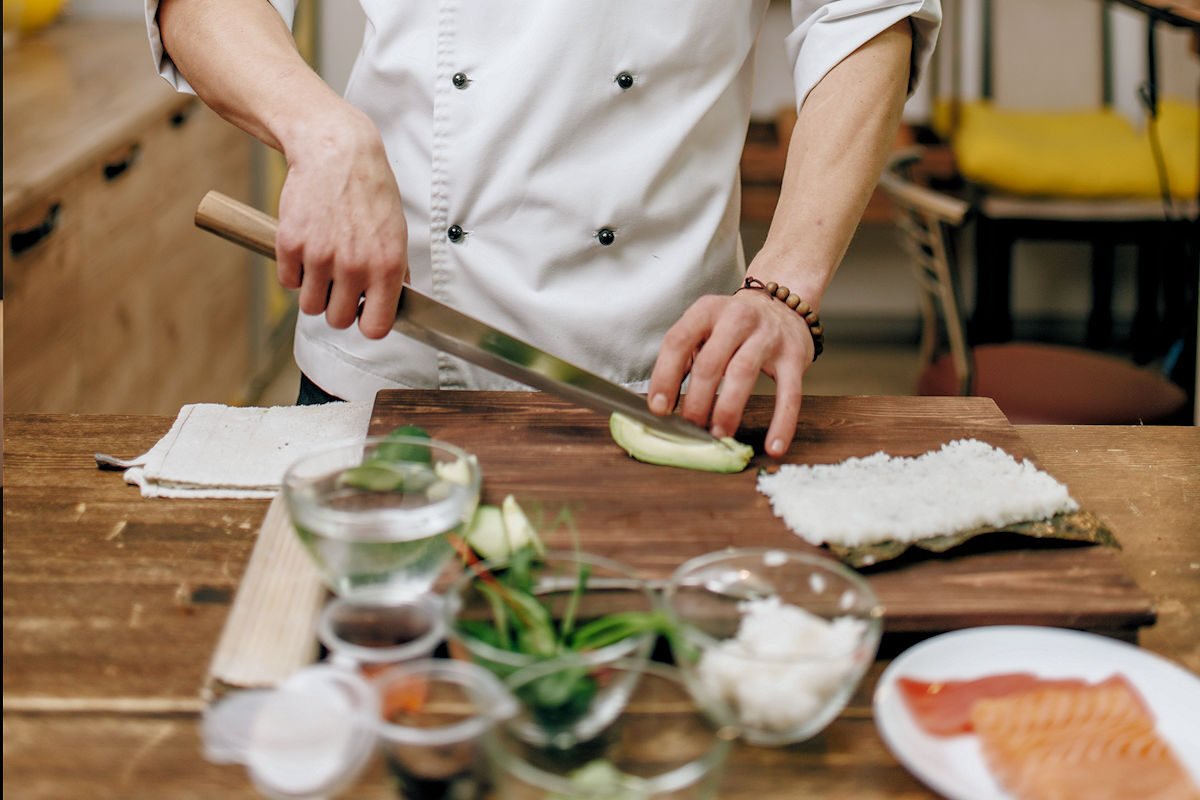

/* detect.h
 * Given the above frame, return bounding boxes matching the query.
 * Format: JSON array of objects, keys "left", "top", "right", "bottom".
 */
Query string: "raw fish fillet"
[
  {"left": 896, "top": 673, "right": 1087, "bottom": 736},
  {"left": 970, "top": 676, "right": 1200, "bottom": 800}
]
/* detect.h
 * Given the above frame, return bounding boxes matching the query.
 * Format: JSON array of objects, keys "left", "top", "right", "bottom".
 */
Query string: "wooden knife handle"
[{"left": 195, "top": 191, "right": 279, "bottom": 261}]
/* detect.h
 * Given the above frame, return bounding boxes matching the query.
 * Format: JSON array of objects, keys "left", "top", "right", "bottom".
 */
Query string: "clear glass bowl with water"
[{"left": 282, "top": 436, "right": 481, "bottom": 599}]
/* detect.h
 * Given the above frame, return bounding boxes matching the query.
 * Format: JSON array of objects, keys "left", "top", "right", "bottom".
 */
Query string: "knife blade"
[{"left": 195, "top": 191, "right": 718, "bottom": 443}]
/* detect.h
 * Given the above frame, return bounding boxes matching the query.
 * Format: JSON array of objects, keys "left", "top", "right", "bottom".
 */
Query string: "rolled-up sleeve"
[
  {"left": 145, "top": 0, "right": 297, "bottom": 94},
  {"left": 787, "top": 0, "right": 941, "bottom": 111}
]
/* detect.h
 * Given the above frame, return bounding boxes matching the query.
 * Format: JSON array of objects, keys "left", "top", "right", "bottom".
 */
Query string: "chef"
[{"left": 147, "top": 1, "right": 940, "bottom": 457}]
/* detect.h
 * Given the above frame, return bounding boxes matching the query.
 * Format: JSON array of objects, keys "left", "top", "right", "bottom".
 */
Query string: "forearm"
[
  {"left": 157, "top": 0, "right": 375, "bottom": 158},
  {"left": 157, "top": 0, "right": 410, "bottom": 340},
  {"left": 754, "top": 19, "right": 914, "bottom": 309}
]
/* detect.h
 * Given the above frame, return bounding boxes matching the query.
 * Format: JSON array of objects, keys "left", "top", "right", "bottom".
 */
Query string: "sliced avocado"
[{"left": 608, "top": 412, "right": 752, "bottom": 473}]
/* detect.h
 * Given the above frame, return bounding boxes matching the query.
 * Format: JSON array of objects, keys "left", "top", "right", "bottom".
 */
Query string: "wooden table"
[{"left": 4, "top": 405, "right": 1198, "bottom": 798}]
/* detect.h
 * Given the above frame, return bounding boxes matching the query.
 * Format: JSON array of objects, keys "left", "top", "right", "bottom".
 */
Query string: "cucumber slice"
[
  {"left": 434, "top": 454, "right": 478, "bottom": 487},
  {"left": 502, "top": 495, "right": 545, "bottom": 556},
  {"left": 463, "top": 505, "right": 508, "bottom": 562},
  {"left": 609, "top": 412, "right": 752, "bottom": 473},
  {"left": 463, "top": 496, "right": 544, "bottom": 562}
]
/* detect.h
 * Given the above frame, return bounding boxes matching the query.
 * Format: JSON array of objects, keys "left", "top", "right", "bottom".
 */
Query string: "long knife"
[{"left": 195, "top": 191, "right": 718, "bottom": 443}]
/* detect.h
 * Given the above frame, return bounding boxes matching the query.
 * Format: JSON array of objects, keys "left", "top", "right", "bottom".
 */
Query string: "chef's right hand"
[{"left": 275, "top": 109, "right": 408, "bottom": 340}]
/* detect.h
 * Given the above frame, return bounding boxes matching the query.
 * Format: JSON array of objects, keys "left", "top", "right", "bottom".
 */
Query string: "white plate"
[{"left": 874, "top": 626, "right": 1200, "bottom": 800}]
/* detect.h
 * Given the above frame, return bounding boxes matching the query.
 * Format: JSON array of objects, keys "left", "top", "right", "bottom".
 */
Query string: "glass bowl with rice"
[{"left": 662, "top": 548, "right": 883, "bottom": 747}]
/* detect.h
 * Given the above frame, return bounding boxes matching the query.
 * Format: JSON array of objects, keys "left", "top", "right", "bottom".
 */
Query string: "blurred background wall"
[{"left": 67, "top": 0, "right": 1200, "bottom": 347}]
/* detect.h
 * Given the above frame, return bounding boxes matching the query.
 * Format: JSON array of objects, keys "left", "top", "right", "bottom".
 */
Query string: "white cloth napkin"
[{"left": 95, "top": 402, "right": 373, "bottom": 499}]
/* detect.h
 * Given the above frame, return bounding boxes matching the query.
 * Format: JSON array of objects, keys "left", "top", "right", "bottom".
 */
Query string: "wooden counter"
[
  {"left": 3, "top": 404, "right": 1197, "bottom": 797},
  {"left": 2, "top": 20, "right": 263, "bottom": 415}
]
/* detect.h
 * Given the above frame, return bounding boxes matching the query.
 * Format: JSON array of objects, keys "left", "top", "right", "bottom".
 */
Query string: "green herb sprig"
[{"left": 338, "top": 425, "right": 433, "bottom": 491}]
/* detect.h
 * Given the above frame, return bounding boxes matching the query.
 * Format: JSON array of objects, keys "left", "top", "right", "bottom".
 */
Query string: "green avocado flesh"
[{"left": 608, "top": 412, "right": 753, "bottom": 473}]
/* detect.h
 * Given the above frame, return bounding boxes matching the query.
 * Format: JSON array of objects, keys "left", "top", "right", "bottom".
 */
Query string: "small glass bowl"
[
  {"left": 662, "top": 548, "right": 883, "bottom": 747},
  {"left": 282, "top": 436, "right": 481, "bottom": 599},
  {"left": 372, "top": 659, "right": 517, "bottom": 799},
  {"left": 317, "top": 592, "right": 446, "bottom": 677},
  {"left": 487, "top": 659, "right": 737, "bottom": 799},
  {"left": 443, "top": 550, "right": 658, "bottom": 746}
]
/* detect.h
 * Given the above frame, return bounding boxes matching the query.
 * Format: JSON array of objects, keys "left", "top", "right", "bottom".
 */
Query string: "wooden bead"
[{"left": 736, "top": 275, "right": 825, "bottom": 361}]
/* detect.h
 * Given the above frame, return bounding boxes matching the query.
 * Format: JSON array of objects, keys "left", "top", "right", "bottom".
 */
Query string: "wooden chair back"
[
  {"left": 877, "top": 149, "right": 975, "bottom": 395},
  {"left": 877, "top": 148, "right": 1189, "bottom": 425}
]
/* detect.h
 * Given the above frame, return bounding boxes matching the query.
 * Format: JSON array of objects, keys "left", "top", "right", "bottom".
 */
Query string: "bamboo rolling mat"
[{"left": 205, "top": 495, "right": 325, "bottom": 695}]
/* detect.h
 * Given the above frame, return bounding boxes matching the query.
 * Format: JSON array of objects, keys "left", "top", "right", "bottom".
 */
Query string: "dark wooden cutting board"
[{"left": 370, "top": 391, "right": 1154, "bottom": 636}]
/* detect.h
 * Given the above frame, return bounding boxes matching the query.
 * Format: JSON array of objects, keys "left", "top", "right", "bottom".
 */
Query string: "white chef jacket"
[{"left": 147, "top": 1, "right": 940, "bottom": 399}]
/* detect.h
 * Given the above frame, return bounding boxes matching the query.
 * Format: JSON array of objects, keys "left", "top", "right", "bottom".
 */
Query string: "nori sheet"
[{"left": 827, "top": 510, "right": 1118, "bottom": 569}]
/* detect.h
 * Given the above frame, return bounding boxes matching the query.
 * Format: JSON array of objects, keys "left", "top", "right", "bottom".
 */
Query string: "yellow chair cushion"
[
  {"left": 2, "top": 0, "right": 65, "bottom": 32},
  {"left": 948, "top": 99, "right": 1197, "bottom": 199}
]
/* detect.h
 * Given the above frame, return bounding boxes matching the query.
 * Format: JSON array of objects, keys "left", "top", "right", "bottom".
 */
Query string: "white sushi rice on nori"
[{"left": 756, "top": 439, "right": 1079, "bottom": 547}]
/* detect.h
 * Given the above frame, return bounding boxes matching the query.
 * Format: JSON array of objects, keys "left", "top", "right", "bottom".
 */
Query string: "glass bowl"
[
  {"left": 372, "top": 658, "right": 517, "bottom": 799},
  {"left": 487, "top": 659, "right": 737, "bottom": 799},
  {"left": 444, "top": 550, "right": 658, "bottom": 745},
  {"left": 317, "top": 592, "right": 446, "bottom": 677},
  {"left": 661, "top": 548, "right": 883, "bottom": 747},
  {"left": 282, "top": 436, "right": 481, "bottom": 599}
]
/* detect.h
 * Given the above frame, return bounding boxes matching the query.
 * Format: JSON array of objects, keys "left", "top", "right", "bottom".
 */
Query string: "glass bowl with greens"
[
  {"left": 444, "top": 549, "right": 665, "bottom": 747},
  {"left": 282, "top": 432, "right": 481, "bottom": 599},
  {"left": 487, "top": 659, "right": 737, "bottom": 799}
]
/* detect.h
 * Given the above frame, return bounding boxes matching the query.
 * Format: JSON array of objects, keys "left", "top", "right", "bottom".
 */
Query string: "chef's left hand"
[{"left": 647, "top": 288, "right": 816, "bottom": 459}]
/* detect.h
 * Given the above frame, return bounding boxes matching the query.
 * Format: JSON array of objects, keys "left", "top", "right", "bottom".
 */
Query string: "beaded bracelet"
[{"left": 735, "top": 276, "right": 824, "bottom": 360}]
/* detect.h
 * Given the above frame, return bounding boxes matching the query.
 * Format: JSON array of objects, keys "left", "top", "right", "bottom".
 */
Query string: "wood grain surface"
[
  {"left": 4, "top": 407, "right": 1196, "bottom": 799},
  {"left": 1013, "top": 425, "right": 1200, "bottom": 673},
  {"left": 2, "top": 415, "right": 266, "bottom": 705},
  {"left": 368, "top": 391, "right": 1155, "bottom": 635},
  {"left": 2, "top": 21, "right": 186, "bottom": 214}
]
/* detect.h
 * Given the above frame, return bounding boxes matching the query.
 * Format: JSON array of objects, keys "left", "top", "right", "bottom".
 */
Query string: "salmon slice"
[
  {"left": 970, "top": 676, "right": 1200, "bottom": 800},
  {"left": 896, "top": 673, "right": 1088, "bottom": 736}
]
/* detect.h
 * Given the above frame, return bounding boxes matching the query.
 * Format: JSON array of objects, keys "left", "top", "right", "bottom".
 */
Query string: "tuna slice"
[{"left": 896, "top": 673, "right": 1088, "bottom": 737}]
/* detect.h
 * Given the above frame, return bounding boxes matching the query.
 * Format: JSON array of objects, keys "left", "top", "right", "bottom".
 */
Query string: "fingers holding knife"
[
  {"left": 272, "top": 114, "right": 411, "bottom": 339},
  {"left": 274, "top": 224, "right": 408, "bottom": 340}
]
